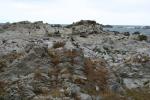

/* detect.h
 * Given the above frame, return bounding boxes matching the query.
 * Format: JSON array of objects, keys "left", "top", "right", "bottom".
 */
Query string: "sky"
[{"left": 0, "top": 0, "right": 149, "bottom": 25}]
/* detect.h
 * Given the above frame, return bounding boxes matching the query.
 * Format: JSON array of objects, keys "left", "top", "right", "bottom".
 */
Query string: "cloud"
[{"left": 0, "top": 0, "right": 149, "bottom": 25}]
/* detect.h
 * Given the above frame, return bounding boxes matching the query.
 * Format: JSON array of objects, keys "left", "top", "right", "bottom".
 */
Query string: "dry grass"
[
  {"left": 84, "top": 58, "right": 109, "bottom": 93},
  {"left": 0, "top": 81, "right": 7, "bottom": 96},
  {"left": 101, "top": 92, "right": 127, "bottom": 100},
  {"left": 2, "top": 52, "right": 23, "bottom": 63},
  {"left": 34, "top": 68, "right": 43, "bottom": 80},
  {"left": 48, "top": 49, "right": 61, "bottom": 65},
  {"left": 101, "top": 87, "right": 150, "bottom": 100},
  {"left": 64, "top": 49, "right": 80, "bottom": 58},
  {"left": 48, "top": 49, "right": 56, "bottom": 58},
  {"left": 0, "top": 52, "right": 22, "bottom": 71},
  {"left": 33, "top": 86, "right": 49, "bottom": 96},
  {"left": 6, "top": 52, "right": 22, "bottom": 59},
  {"left": 48, "top": 67, "right": 60, "bottom": 77},
  {"left": 50, "top": 88, "right": 62, "bottom": 98},
  {"left": 49, "top": 52, "right": 150, "bottom": 100},
  {"left": 64, "top": 49, "right": 80, "bottom": 65},
  {"left": 0, "top": 60, "right": 7, "bottom": 72},
  {"left": 51, "top": 55, "right": 61, "bottom": 66},
  {"left": 125, "top": 88, "right": 150, "bottom": 100},
  {"left": 53, "top": 41, "right": 65, "bottom": 49}
]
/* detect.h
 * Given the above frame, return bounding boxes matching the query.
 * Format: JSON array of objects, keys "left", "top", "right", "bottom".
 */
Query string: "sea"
[{"left": 103, "top": 25, "right": 150, "bottom": 35}]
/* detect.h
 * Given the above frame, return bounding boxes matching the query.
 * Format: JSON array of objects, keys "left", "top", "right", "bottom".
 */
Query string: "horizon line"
[{"left": 0, "top": 20, "right": 150, "bottom": 26}]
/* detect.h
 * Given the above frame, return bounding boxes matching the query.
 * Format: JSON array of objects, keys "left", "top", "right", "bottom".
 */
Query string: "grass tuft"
[{"left": 53, "top": 41, "right": 65, "bottom": 49}]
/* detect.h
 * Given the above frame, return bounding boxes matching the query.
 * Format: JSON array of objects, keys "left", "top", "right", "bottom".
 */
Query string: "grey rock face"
[{"left": 78, "top": 93, "right": 92, "bottom": 100}]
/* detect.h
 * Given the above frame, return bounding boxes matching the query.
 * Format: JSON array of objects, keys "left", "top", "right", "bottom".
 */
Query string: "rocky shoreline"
[{"left": 0, "top": 20, "right": 150, "bottom": 100}]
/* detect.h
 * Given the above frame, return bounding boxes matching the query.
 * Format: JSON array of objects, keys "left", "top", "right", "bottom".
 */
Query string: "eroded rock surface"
[{"left": 0, "top": 20, "right": 150, "bottom": 100}]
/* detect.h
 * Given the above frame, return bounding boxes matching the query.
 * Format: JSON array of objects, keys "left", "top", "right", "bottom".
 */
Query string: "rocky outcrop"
[
  {"left": 0, "top": 20, "right": 150, "bottom": 99},
  {"left": 0, "top": 21, "right": 72, "bottom": 37},
  {"left": 0, "top": 20, "right": 105, "bottom": 38},
  {"left": 0, "top": 40, "right": 117, "bottom": 100},
  {"left": 102, "top": 25, "right": 113, "bottom": 28},
  {"left": 70, "top": 20, "right": 103, "bottom": 36},
  {"left": 65, "top": 20, "right": 104, "bottom": 38}
]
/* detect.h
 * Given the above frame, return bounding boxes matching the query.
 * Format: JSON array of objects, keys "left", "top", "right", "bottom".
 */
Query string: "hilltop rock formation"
[{"left": 66, "top": 20, "right": 103, "bottom": 37}]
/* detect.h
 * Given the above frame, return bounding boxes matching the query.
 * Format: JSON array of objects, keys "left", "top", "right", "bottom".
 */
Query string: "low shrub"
[
  {"left": 75, "top": 20, "right": 97, "bottom": 25},
  {"left": 123, "top": 32, "right": 130, "bottom": 36},
  {"left": 0, "top": 29, "right": 5, "bottom": 33},
  {"left": 137, "top": 34, "right": 147, "bottom": 41},
  {"left": 53, "top": 41, "right": 65, "bottom": 49},
  {"left": 132, "top": 31, "right": 140, "bottom": 35}
]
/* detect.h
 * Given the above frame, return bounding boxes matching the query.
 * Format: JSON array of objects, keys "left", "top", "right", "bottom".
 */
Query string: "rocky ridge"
[{"left": 0, "top": 20, "right": 150, "bottom": 100}]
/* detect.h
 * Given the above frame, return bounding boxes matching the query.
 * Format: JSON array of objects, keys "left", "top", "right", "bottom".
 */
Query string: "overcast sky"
[{"left": 0, "top": 0, "right": 149, "bottom": 25}]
